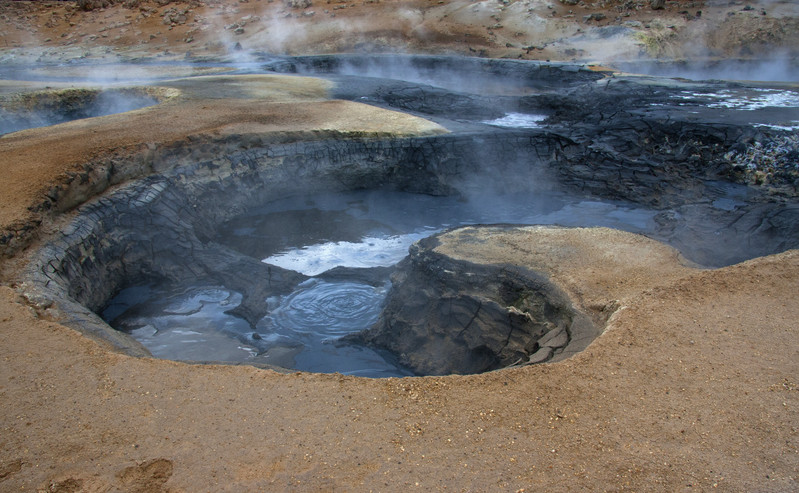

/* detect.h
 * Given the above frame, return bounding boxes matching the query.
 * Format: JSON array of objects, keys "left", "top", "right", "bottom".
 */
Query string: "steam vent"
[{"left": 1, "top": 0, "right": 799, "bottom": 486}]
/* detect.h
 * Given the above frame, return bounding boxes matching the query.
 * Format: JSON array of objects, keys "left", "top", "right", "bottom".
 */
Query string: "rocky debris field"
[{"left": 726, "top": 133, "right": 799, "bottom": 186}]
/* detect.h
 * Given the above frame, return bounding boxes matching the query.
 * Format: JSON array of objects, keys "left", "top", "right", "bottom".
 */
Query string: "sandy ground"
[
  {"left": 1, "top": 230, "right": 797, "bottom": 491},
  {"left": 0, "top": 0, "right": 798, "bottom": 491}
]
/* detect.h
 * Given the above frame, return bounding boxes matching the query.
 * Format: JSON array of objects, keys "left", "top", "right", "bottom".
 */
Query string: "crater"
[
  {"left": 15, "top": 56, "right": 799, "bottom": 377},
  {"left": 0, "top": 86, "right": 171, "bottom": 135}
]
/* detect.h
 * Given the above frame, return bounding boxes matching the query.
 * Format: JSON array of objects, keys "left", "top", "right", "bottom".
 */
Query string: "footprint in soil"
[
  {"left": 116, "top": 458, "right": 174, "bottom": 493},
  {"left": 41, "top": 476, "right": 111, "bottom": 493},
  {"left": 0, "top": 459, "right": 23, "bottom": 481},
  {"left": 42, "top": 477, "right": 84, "bottom": 493},
  {"left": 39, "top": 458, "right": 174, "bottom": 493}
]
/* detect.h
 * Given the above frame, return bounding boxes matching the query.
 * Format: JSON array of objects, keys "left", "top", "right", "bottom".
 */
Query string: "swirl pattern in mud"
[{"left": 261, "top": 279, "right": 388, "bottom": 340}]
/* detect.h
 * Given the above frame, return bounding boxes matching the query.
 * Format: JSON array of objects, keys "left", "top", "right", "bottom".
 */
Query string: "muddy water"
[{"left": 102, "top": 189, "right": 659, "bottom": 377}]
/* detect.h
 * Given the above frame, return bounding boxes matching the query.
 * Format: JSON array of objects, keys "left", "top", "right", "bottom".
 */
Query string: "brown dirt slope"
[{"left": 1, "top": 0, "right": 797, "bottom": 63}]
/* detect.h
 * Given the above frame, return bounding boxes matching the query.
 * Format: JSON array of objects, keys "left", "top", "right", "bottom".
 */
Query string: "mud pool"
[{"left": 104, "top": 189, "right": 664, "bottom": 377}]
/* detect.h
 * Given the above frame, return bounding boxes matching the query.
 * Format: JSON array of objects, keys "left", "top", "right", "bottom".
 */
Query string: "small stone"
[
  {"left": 528, "top": 347, "right": 553, "bottom": 364},
  {"left": 542, "top": 330, "right": 568, "bottom": 348},
  {"left": 285, "top": 0, "right": 312, "bottom": 8},
  {"left": 538, "top": 327, "right": 569, "bottom": 347}
]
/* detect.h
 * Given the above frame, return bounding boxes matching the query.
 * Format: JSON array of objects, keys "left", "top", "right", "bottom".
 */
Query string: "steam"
[
  {"left": 605, "top": 5, "right": 799, "bottom": 83},
  {"left": 204, "top": 2, "right": 425, "bottom": 66},
  {"left": 0, "top": 88, "right": 158, "bottom": 136},
  {"left": 88, "top": 88, "right": 158, "bottom": 115},
  {"left": 614, "top": 54, "right": 799, "bottom": 83},
  {"left": 338, "top": 57, "right": 520, "bottom": 93},
  {"left": 283, "top": 54, "right": 543, "bottom": 97}
]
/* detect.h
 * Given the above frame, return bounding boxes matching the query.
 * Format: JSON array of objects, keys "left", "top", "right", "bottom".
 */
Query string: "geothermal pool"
[
  {"left": 103, "top": 188, "right": 661, "bottom": 377},
  {"left": 15, "top": 55, "right": 796, "bottom": 378}
]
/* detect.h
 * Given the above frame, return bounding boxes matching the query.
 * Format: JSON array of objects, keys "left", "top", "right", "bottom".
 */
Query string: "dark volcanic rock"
[{"left": 353, "top": 235, "right": 595, "bottom": 375}]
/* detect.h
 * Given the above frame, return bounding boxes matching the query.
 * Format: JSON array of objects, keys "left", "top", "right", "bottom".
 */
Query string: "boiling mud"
[
  {"left": 103, "top": 285, "right": 256, "bottom": 362},
  {"left": 103, "top": 280, "right": 407, "bottom": 377},
  {"left": 104, "top": 189, "right": 659, "bottom": 377}
]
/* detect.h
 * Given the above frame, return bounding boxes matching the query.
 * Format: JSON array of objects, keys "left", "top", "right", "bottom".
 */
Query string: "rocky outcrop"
[
  {"left": 353, "top": 224, "right": 698, "bottom": 375},
  {"left": 351, "top": 234, "right": 596, "bottom": 375}
]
